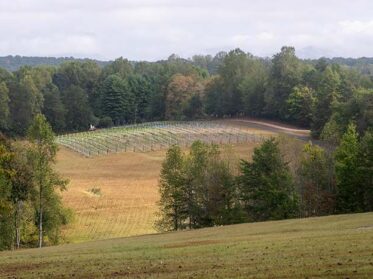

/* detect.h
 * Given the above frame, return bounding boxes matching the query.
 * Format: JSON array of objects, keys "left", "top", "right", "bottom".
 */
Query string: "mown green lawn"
[{"left": 1, "top": 213, "right": 373, "bottom": 278}]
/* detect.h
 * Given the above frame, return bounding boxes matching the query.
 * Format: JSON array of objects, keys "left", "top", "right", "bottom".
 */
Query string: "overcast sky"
[{"left": 0, "top": 0, "right": 372, "bottom": 61}]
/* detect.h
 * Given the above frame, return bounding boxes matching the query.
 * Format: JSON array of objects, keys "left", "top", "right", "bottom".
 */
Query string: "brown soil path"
[{"left": 220, "top": 118, "right": 311, "bottom": 140}]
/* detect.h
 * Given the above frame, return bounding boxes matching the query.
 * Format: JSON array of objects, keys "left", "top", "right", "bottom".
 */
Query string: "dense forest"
[{"left": 0, "top": 46, "right": 372, "bottom": 141}]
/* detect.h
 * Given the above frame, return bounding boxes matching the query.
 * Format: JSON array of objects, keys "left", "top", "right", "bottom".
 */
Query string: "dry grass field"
[
  {"left": 56, "top": 148, "right": 164, "bottom": 242},
  {"left": 1, "top": 213, "right": 372, "bottom": 278}
]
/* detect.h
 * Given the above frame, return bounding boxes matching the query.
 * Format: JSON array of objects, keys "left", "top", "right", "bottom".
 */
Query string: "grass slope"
[{"left": 1, "top": 213, "right": 372, "bottom": 278}]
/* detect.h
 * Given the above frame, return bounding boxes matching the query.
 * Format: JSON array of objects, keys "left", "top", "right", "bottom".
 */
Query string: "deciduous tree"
[{"left": 27, "top": 114, "right": 68, "bottom": 247}]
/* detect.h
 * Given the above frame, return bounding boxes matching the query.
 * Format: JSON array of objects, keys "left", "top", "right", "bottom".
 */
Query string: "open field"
[
  {"left": 56, "top": 120, "right": 288, "bottom": 242},
  {"left": 1, "top": 213, "right": 372, "bottom": 278}
]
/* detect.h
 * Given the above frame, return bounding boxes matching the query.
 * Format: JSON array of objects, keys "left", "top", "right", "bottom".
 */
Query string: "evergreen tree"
[
  {"left": 334, "top": 123, "right": 362, "bottom": 212},
  {"left": 42, "top": 83, "right": 66, "bottom": 132},
  {"left": 239, "top": 138, "right": 299, "bottom": 221},
  {"left": 62, "top": 85, "right": 93, "bottom": 131},
  {"left": 127, "top": 74, "right": 152, "bottom": 123},
  {"left": 102, "top": 74, "right": 130, "bottom": 125}
]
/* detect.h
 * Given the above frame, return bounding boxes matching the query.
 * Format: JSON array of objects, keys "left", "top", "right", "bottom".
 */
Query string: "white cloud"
[
  {"left": 0, "top": 0, "right": 372, "bottom": 60},
  {"left": 339, "top": 20, "right": 373, "bottom": 35},
  {"left": 257, "top": 32, "right": 275, "bottom": 41}
]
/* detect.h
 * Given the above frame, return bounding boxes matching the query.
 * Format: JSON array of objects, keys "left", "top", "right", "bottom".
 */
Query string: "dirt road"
[{"left": 222, "top": 118, "right": 311, "bottom": 140}]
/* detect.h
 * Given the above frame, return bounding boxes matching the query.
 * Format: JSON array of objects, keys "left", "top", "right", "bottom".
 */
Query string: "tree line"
[
  {"left": 157, "top": 125, "right": 372, "bottom": 231},
  {"left": 0, "top": 47, "right": 372, "bottom": 142},
  {"left": 0, "top": 114, "right": 70, "bottom": 251}
]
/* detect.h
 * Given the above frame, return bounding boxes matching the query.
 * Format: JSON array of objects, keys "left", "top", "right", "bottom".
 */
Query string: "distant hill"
[
  {"left": 0, "top": 55, "right": 110, "bottom": 71},
  {"left": 303, "top": 57, "right": 373, "bottom": 75},
  {"left": 1, "top": 54, "right": 373, "bottom": 75}
]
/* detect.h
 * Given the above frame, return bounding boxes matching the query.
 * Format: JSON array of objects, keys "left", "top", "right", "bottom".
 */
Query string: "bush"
[{"left": 98, "top": 117, "right": 113, "bottom": 128}]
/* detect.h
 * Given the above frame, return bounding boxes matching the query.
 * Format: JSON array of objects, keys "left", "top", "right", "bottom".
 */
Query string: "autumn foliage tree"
[{"left": 165, "top": 74, "right": 205, "bottom": 120}]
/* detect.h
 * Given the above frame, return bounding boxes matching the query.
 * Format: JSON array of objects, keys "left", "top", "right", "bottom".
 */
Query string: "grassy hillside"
[{"left": 1, "top": 213, "right": 372, "bottom": 278}]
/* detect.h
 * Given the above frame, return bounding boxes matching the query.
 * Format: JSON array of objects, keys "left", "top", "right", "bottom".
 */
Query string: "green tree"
[
  {"left": 312, "top": 66, "right": 341, "bottom": 137},
  {"left": 238, "top": 59, "right": 268, "bottom": 117},
  {"left": 102, "top": 57, "right": 133, "bottom": 79},
  {"left": 204, "top": 77, "right": 224, "bottom": 117},
  {"left": 127, "top": 74, "right": 152, "bottom": 122},
  {"left": 239, "top": 138, "right": 299, "bottom": 221},
  {"left": 157, "top": 142, "right": 245, "bottom": 231},
  {"left": 286, "top": 86, "right": 315, "bottom": 127},
  {"left": 320, "top": 118, "right": 342, "bottom": 146},
  {"left": 184, "top": 141, "right": 217, "bottom": 228},
  {"left": 0, "top": 82, "right": 10, "bottom": 131},
  {"left": 358, "top": 131, "right": 373, "bottom": 211},
  {"left": 102, "top": 75, "right": 128, "bottom": 125},
  {"left": 8, "top": 69, "right": 43, "bottom": 135},
  {"left": 0, "top": 134, "right": 14, "bottom": 250},
  {"left": 9, "top": 143, "right": 34, "bottom": 248},
  {"left": 27, "top": 114, "right": 69, "bottom": 247},
  {"left": 323, "top": 88, "right": 373, "bottom": 140},
  {"left": 264, "top": 46, "right": 302, "bottom": 119},
  {"left": 42, "top": 83, "right": 66, "bottom": 132},
  {"left": 334, "top": 123, "right": 362, "bottom": 212},
  {"left": 204, "top": 157, "right": 245, "bottom": 225},
  {"left": 53, "top": 61, "right": 101, "bottom": 117},
  {"left": 183, "top": 94, "right": 204, "bottom": 120},
  {"left": 62, "top": 85, "right": 94, "bottom": 131},
  {"left": 156, "top": 145, "right": 186, "bottom": 231},
  {"left": 216, "top": 49, "right": 253, "bottom": 115},
  {"left": 298, "top": 143, "right": 336, "bottom": 216}
]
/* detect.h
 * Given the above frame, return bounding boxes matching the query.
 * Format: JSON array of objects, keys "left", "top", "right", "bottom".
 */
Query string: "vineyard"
[{"left": 57, "top": 121, "right": 269, "bottom": 156}]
